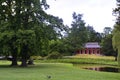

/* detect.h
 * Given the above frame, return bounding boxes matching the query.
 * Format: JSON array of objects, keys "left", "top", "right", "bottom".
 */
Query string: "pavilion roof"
[{"left": 84, "top": 42, "right": 101, "bottom": 48}]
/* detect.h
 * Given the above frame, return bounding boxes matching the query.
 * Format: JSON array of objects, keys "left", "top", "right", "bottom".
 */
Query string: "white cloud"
[{"left": 46, "top": 0, "right": 116, "bottom": 32}]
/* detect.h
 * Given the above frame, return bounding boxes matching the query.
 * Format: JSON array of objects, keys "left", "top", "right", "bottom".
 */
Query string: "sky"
[{"left": 45, "top": 0, "right": 117, "bottom": 33}]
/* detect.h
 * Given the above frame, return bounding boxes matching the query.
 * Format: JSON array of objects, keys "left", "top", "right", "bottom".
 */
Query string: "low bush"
[
  {"left": 31, "top": 56, "right": 43, "bottom": 60},
  {"left": 46, "top": 52, "right": 63, "bottom": 59}
]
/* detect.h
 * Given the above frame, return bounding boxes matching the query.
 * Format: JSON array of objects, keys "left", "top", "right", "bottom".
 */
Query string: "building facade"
[{"left": 77, "top": 42, "right": 101, "bottom": 54}]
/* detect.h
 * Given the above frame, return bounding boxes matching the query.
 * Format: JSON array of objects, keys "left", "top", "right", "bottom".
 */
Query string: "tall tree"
[
  {"left": 66, "top": 12, "right": 88, "bottom": 53},
  {"left": 101, "top": 27, "right": 117, "bottom": 59},
  {"left": 113, "top": 0, "right": 120, "bottom": 66},
  {"left": 0, "top": 0, "right": 65, "bottom": 67},
  {"left": 101, "top": 34, "right": 117, "bottom": 59},
  {"left": 0, "top": 0, "right": 18, "bottom": 66}
]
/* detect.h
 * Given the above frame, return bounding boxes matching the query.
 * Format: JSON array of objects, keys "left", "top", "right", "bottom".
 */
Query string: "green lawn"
[{"left": 0, "top": 60, "right": 120, "bottom": 80}]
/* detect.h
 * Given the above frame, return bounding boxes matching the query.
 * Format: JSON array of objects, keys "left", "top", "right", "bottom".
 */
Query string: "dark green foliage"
[
  {"left": 66, "top": 12, "right": 88, "bottom": 51},
  {"left": 86, "top": 25, "right": 102, "bottom": 42},
  {"left": 44, "top": 13, "right": 84, "bottom": 56},
  {"left": 101, "top": 34, "right": 117, "bottom": 57},
  {"left": 101, "top": 27, "right": 116, "bottom": 57},
  {"left": 0, "top": 0, "right": 65, "bottom": 67},
  {"left": 57, "top": 12, "right": 102, "bottom": 56}
]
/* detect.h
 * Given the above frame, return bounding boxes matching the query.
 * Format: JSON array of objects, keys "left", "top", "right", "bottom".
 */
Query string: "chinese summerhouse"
[{"left": 77, "top": 42, "right": 101, "bottom": 55}]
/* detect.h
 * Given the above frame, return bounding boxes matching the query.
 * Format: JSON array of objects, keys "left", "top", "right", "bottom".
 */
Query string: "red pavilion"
[{"left": 78, "top": 42, "right": 101, "bottom": 55}]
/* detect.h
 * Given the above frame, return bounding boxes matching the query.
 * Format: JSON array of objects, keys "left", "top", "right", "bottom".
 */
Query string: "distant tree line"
[{"left": 48, "top": 12, "right": 104, "bottom": 56}]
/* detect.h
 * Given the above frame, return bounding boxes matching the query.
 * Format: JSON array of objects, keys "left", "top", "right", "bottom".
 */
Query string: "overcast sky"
[{"left": 45, "top": 0, "right": 116, "bottom": 32}]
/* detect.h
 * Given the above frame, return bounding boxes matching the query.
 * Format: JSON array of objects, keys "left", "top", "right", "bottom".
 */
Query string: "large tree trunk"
[
  {"left": 20, "top": 44, "right": 28, "bottom": 67},
  {"left": 115, "top": 56, "right": 117, "bottom": 61},
  {"left": 115, "top": 53, "right": 118, "bottom": 61},
  {"left": 11, "top": 47, "right": 18, "bottom": 66},
  {"left": 21, "top": 58, "right": 27, "bottom": 67},
  {"left": 11, "top": 54, "right": 18, "bottom": 66},
  {"left": 118, "top": 49, "right": 120, "bottom": 66}
]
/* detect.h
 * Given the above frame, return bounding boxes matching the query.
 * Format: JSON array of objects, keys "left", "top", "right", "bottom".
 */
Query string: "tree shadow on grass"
[
  {"left": 0, "top": 63, "right": 51, "bottom": 69},
  {"left": 0, "top": 65, "right": 11, "bottom": 68}
]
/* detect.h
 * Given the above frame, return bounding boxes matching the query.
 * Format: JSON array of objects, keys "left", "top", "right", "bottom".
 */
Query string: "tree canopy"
[
  {"left": 65, "top": 12, "right": 88, "bottom": 53},
  {"left": 86, "top": 25, "right": 102, "bottom": 42},
  {"left": 0, "top": 0, "right": 65, "bottom": 67}
]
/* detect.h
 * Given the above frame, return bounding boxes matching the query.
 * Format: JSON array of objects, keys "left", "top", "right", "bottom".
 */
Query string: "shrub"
[
  {"left": 31, "top": 56, "right": 42, "bottom": 60},
  {"left": 47, "top": 52, "right": 63, "bottom": 59}
]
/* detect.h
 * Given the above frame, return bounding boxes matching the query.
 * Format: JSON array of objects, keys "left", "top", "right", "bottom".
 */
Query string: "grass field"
[
  {"left": 0, "top": 62, "right": 120, "bottom": 80},
  {"left": 0, "top": 55, "right": 120, "bottom": 80}
]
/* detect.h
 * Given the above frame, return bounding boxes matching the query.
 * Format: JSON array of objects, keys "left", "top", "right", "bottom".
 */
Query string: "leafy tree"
[
  {"left": 101, "top": 34, "right": 117, "bottom": 59},
  {"left": 41, "top": 15, "right": 65, "bottom": 56},
  {"left": 0, "top": 0, "right": 18, "bottom": 66},
  {"left": 113, "top": 0, "right": 120, "bottom": 66},
  {"left": 86, "top": 25, "right": 102, "bottom": 42},
  {"left": 66, "top": 12, "right": 88, "bottom": 53},
  {"left": 103, "top": 27, "right": 112, "bottom": 36},
  {"left": 0, "top": 0, "right": 65, "bottom": 67},
  {"left": 101, "top": 27, "right": 117, "bottom": 60}
]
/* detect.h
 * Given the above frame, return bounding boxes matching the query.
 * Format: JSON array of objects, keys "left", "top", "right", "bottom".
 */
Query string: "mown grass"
[
  {"left": 0, "top": 55, "right": 119, "bottom": 80},
  {"left": 0, "top": 62, "right": 120, "bottom": 80}
]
